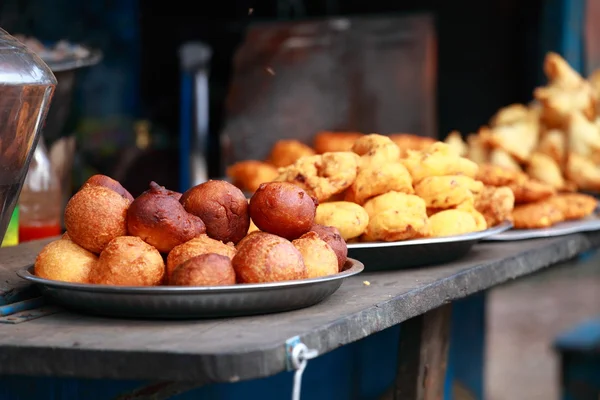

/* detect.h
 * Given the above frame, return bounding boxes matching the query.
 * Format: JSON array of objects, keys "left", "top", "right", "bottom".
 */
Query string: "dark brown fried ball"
[
  {"left": 309, "top": 224, "right": 348, "bottom": 271},
  {"left": 170, "top": 253, "right": 236, "bottom": 286},
  {"left": 90, "top": 236, "right": 165, "bottom": 286},
  {"left": 83, "top": 174, "right": 134, "bottom": 202},
  {"left": 127, "top": 182, "right": 206, "bottom": 253},
  {"left": 249, "top": 182, "right": 316, "bottom": 240},
  {"left": 233, "top": 232, "right": 307, "bottom": 283},
  {"left": 35, "top": 239, "right": 97, "bottom": 283},
  {"left": 166, "top": 234, "right": 237, "bottom": 278},
  {"left": 180, "top": 180, "right": 250, "bottom": 244},
  {"left": 292, "top": 232, "right": 339, "bottom": 278},
  {"left": 64, "top": 185, "right": 130, "bottom": 254}
]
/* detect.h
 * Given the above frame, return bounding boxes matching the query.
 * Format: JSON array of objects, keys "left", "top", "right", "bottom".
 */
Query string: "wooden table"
[{"left": 0, "top": 233, "right": 599, "bottom": 400}]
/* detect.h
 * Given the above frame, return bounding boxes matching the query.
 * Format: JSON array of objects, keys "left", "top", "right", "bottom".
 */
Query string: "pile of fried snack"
[
  {"left": 35, "top": 175, "right": 349, "bottom": 286},
  {"left": 440, "top": 52, "right": 599, "bottom": 228},
  {"left": 233, "top": 133, "right": 515, "bottom": 242}
]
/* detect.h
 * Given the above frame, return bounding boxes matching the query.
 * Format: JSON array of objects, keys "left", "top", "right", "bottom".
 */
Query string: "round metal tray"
[
  {"left": 484, "top": 213, "right": 600, "bottom": 241},
  {"left": 347, "top": 222, "right": 512, "bottom": 271},
  {"left": 17, "top": 259, "right": 363, "bottom": 320}
]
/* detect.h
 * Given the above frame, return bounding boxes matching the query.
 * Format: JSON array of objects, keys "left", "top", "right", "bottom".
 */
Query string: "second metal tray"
[
  {"left": 484, "top": 213, "right": 600, "bottom": 241},
  {"left": 17, "top": 259, "right": 363, "bottom": 320},
  {"left": 347, "top": 222, "right": 512, "bottom": 271}
]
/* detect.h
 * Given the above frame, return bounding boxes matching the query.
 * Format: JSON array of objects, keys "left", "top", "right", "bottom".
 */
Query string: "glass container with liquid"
[{"left": 0, "top": 28, "right": 57, "bottom": 243}]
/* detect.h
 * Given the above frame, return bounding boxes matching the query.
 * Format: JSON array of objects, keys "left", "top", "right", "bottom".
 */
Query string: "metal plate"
[
  {"left": 16, "top": 259, "right": 363, "bottom": 320},
  {"left": 347, "top": 222, "right": 512, "bottom": 271},
  {"left": 485, "top": 213, "right": 600, "bottom": 241}
]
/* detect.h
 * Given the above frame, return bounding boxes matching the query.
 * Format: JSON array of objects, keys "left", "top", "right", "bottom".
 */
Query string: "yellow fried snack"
[
  {"left": 428, "top": 209, "right": 478, "bottom": 238},
  {"left": 275, "top": 152, "right": 360, "bottom": 202},
  {"left": 348, "top": 161, "right": 413, "bottom": 204},
  {"left": 565, "top": 152, "right": 600, "bottom": 192},
  {"left": 537, "top": 129, "right": 566, "bottom": 165},
  {"left": 490, "top": 103, "right": 531, "bottom": 126},
  {"left": 486, "top": 119, "right": 539, "bottom": 163},
  {"left": 544, "top": 52, "right": 585, "bottom": 90},
  {"left": 567, "top": 112, "right": 600, "bottom": 163},
  {"left": 315, "top": 201, "right": 369, "bottom": 240},
  {"left": 466, "top": 134, "right": 489, "bottom": 165},
  {"left": 444, "top": 131, "right": 468, "bottom": 157},
  {"left": 455, "top": 204, "right": 488, "bottom": 231},
  {"left": 227, "top": 160, "right": 279, "bottom": 193},
  {"left": 267, "top": 139, "right": 316, "bottom": 168},
  {"left": 35, "top": 239, "right": 97, "bottom": 283},
  {"left": 362, "top": 194, "right": 429, "bottom": 242},
  {"left": 526, "top": 152, "right": 566, "bottom": 190},
  {"left": 414, "top": 175, "right": 484, "bottom": 209},
  {"left": 352, "top": 134, "right": 400, "bottom": 166},
  {"left": 545, "top": 193, "right": 597, "bottom": 221},
  {"left": 475, "top": 163, "right": 526, "bottom": 187},
  {"left": 508, "top": 178, "right": 556, "bottom": 204},
  {"left": 511, "top": 201, "right": 565, "bottom": 229},
  {"left": 401, "top": 142, "right": 479, "bottom": 184},
  {"left": 535, "top": 83, "right": 596, "bottom": 129},
  {"left": 389, "top": 133, "right": 437, "bottom": 156},
  {"left": 473, "top": 186, "right": 515, "bottom": 227},
  {"left": 488, "top": 148, "right": 522, "bottom": 172}
]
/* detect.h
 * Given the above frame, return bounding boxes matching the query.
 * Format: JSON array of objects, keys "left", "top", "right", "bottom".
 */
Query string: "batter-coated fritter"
[
  {"left": 90, "top": 236, "right": 165, "bottom": 286},
  {"left": 352, "top": 134, "right": 400, "bottom": 166},
  {"left": 275, "top": 152, "right": 361, "bottom": 202},
  {"left": 545, "top": 193, "right": 597, "bottom": 221},
  {"left": 313, "top": 131, "right": 364, "bottom": 154},
  {"left": 362, "top": 193, "right": 429, "bottom": 242},
  {"left": 473, "top": 186, "right": 515, "bottom": 227},
  {"left": 267, "top": 139, "right": 316, "bottom": 168},
  {"left": 414, "top": 175, "right": 484, "bottom": 209},
  {"left": 166, "top": 234, "right": 237, "bottom": 279},
  {"left": 389, "top": 133, "right": 437, "bottom": 156},
  {"left": 292, "top": 231, "right": 339, "bottom": 279},
  {"left": 35, "top": 239, "right": 97, "bottom": 283},
  {"left": 348, "top": 161, "right": 413, "bottom": 204},
  {"left": 511, "top": 201, "right": 565, "bottom": 229},
  {"left": 226, "top": 160, "right": 279, "bottom": 193},
  {"left": 315, "top": 201, "right": 369, "bottom": 240},
  {"left": 428, "top": 209, "right": 478, "bottom": 238},
  {"left": 401, "top": 142, "right": 479, "bottom": 184}
]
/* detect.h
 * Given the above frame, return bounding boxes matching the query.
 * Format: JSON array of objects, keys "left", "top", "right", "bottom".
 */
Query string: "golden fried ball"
[
  {"left": 170, "top": 253, "right": 236, "bottom": 286},
  {"left": 83, "top": 174, "right": 134, "bottom": 201},
  {"left": 34, "top": 239, "right": 97, "bottom": 283},
  {"left": 64, "top": 185, "right": 130, "bottom": 254},
  {"left": 180, "top": 180, "right": 250, "bottom": 244},
  {"left": 90, "top": 236, "right": 165, "bottom": 286},
  {"left": 309, "top": 224, "right": 347, "bottom": 270},
  {"left": 292, "top": 232, "right": 339, "bottom": 278},
  {"left": 166, "top": 234, "right": 237, "bottom": 279},
  {"left": 428, "top": 210, "right": 478, "bottom": 237},
  {"left": 315, "top": 201, "right": 369, "bottom": 240},
  {"left": 233, "top": 232, "right": 307, "bottom": 283}
]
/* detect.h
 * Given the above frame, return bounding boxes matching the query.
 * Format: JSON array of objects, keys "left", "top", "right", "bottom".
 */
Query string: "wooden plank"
[
  {"left": 0, "top": 233, "right": 597, "bottom": 383},
  {"left": 394, "top": 304, "right": 451, "bottom": 400}
]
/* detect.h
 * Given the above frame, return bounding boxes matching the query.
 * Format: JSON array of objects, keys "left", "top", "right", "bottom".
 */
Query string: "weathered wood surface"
[
  {"left": 0, "top": 233, "right": 598, "bottom": 383},
  {"left": 394, "top": 304, "right": 451, "bottom": 400}
]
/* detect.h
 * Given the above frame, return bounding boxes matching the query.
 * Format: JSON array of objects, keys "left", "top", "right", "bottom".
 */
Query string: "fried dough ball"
[
  {"left": 180, "top": 180, "right": 250, "bottom": 244},
  {"left": 362, "top": 193, "right": 429, "bottom": 241},
  {"left": 34, "top": 239, "right": 97, "bottom": 283},
  {"left": 83, "top": 174, "right": 134, "bottom": 201},
  {"left": 347, "top": 161, "right": 413, "bottom": 204},
  {"left": 64, "top": 185, "right": 130, "bottom": 254},
  {"left": 90, "top": 236, "right": 165, "bottom": 286},
  {"left": 249, "top": 182, "right": 316, "bottom": 240},
  {"left": 315, "top": 201, "right": 369, "bottom": 240},
  {"left": 389, "top": 133, "right": 437, "bottom": 156},
  {"left": 414, "top": 175, "right": 484, "bottom": 209},
  {"left": 512, "top": 201, "right": 565, "bottom": 229},
  {"left": 267, "top": 139, "right": 316, "bottom": 168},
  {"left": 275, "top": 152, "right": 360, "bottom": 202},
  {"left": 313, "top": 131, "right": 364, "bottom": 154},
  {"left": 233, "top": 232, "right": 307, "bottom": 283},
  {"left": 476, "top": 163, "right": 555, "bottom": 204},
  {"left": 292, "top": 232, "right": 339, "bottom": 278},
  {"left": 226, "top": 160, "right": 279, "bottom": 193},
  {"left": 476, "top": 163, "right": 525, "bottom": 187},
  {"left": 545, "top": 193, "right": 597, "bottom": 221},
  {"left": 428, "top": 210, "right": 478, "bottom": 238},
  {"left": 455, "top": 204, "right": 488, "bottom": 231},
  {"left": 309, "top": 224, "right": 348, "bottom": 270},
  {"left": 401, "top": 142, "right": 479, "bottom": 184},
  {"left": 170, "top": 253, "right": 236, "bottom": 286},
  {"left": 507, "top": 178, "right": 556, "bottom": 204},
  {"left": 166, "top": 234, "right": 236, "bottom": 278},
  {"left": 127, "top": 182, "right": 206, "bottom": 253},
  {"left": 474, "top": 186, "right": 515, "bottom": 227},
  {"left": 352, "top": 134, "right": 401, "bottom": 166}
]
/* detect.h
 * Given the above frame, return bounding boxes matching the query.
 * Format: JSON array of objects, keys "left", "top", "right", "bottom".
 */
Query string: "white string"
[{"left": 290, "top": 343, "right": 319, "bottom": 400}]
